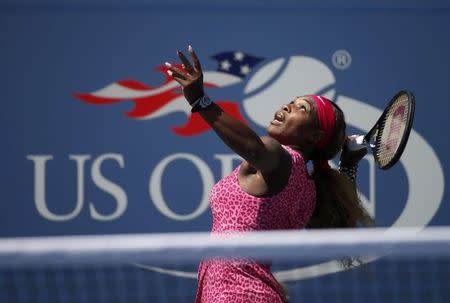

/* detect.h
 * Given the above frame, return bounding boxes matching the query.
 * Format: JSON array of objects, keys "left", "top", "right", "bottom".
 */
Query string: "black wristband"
[
  {"left": 339, "top": 163, "right": 358, "bottom": 182},
  {"left": 191, "top": 95, "right": 213, "bottom": 113}
]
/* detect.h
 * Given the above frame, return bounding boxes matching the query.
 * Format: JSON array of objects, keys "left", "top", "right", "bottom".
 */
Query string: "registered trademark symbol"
[{"left": 332, "top": 49, "right": 352, "bottom": 70}]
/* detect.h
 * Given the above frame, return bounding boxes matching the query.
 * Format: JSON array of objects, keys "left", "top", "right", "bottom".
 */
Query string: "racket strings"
[{"left": 376, "top": 94, "right": 410, "bottom": 167}]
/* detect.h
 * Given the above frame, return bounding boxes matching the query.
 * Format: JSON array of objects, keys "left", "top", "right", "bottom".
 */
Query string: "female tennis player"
[{"left": 165, "top": 46, "right": 371, "bottom": 303}]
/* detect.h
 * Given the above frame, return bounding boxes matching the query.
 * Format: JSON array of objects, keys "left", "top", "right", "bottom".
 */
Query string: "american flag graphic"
[{"left": 74, "top": 51, "right": 264, "bottom": 136}]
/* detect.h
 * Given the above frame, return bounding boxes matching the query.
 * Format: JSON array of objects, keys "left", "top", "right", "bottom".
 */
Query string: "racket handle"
[{"left": 347, "top": 135, "right": 367, "bottom": 151}]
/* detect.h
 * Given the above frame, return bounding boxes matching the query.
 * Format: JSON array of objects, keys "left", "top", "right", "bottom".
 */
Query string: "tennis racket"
[{"left": 348, "top": 90, "right": 415, "bottom": 170}]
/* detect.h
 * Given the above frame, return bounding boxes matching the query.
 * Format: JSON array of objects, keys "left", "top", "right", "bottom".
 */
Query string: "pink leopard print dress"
[{"left": 194, "top": 145, "right": 316, "bottom": 303}]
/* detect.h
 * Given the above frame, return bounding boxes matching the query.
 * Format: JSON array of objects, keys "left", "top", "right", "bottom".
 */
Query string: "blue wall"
[
  {"left": 1, "top": 0, "right": 448, "bottom": 235},
  {"left": 1, "top": 1, "right": 449, "bottom": 302}
]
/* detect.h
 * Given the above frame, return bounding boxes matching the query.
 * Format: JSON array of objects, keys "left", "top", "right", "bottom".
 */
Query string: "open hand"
[{"left": 165, "top": 45, "right": 204, "bottom": 104}]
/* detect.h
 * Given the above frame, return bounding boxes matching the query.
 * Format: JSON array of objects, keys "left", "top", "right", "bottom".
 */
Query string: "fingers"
[
  {"left": 168, "top": 71, "right": 188, "bottom": 87},
  {"left": 341, "top": 134, "right": 367, "bottom": 165},
  {"left": 165, "top": 45, "right": 203, "bottom": 93},
  {"left": 188, "top": 45, "right": 202, "bottom": 72},
  {"left": 166, "top": 66, "right": 188, "bottom": 86},
  {"left": 165, "top": 63, "right": 187, "bottom": 80},
  {"left": 177, "top": 50, "right": 194, "bottom": 73},
  {"left": 167, "top": 45, "right": 202, "bottom": 74}
]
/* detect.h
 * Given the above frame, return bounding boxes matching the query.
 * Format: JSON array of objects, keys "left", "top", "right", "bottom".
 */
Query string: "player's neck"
[{"left": 290, "top": 145, "right": 313, "bottom": 163}]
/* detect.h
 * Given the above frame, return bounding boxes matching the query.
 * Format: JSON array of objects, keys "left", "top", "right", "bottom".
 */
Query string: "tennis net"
[{"left": 1, "top": 227, "right": 449, "bottom": 303}]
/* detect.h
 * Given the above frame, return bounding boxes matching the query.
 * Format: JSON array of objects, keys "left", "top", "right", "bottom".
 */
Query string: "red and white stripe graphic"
[{"left": 74, "top": 65, "right": 246, "bottom": 136}]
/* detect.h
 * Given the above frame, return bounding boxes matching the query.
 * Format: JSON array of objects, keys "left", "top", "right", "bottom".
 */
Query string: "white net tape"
[
  {"left": 1, "top": 227, "right": 449, "bottom": 303},
  {"left": 1, "top": 227, "right": 449, "bottom": 266}
]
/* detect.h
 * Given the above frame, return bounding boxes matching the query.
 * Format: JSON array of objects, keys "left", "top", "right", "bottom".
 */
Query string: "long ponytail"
[
  {"left": 307, "top": 168, "right": 372, "bottom": 229},
  {"left": 305, "top": 101, "right": 373, "bottom": 268},
  {"left": 306, "top": 101, "right": 372, "bottom": 229}
]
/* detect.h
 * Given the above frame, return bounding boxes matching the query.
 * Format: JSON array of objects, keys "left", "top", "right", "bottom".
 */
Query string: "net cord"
[{"left": 0, "top": 227, "right": 449, "bottom": 267}]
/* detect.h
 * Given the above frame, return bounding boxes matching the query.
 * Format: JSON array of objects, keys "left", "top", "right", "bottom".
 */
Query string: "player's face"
[{"left": 267, "top": 96, "right": 321, "bottom": 147}]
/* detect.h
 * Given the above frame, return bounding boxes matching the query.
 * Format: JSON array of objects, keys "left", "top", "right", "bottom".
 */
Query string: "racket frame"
[{"left": 363, "top": 90, "right": 415, "bottom": 170}]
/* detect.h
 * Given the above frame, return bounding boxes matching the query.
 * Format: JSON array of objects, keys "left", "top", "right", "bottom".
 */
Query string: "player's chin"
[{"left": 266, "top": 123, "right": 283, "bottom": 138}]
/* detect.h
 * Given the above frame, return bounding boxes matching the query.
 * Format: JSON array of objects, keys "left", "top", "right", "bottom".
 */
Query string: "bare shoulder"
[
  {"left": 238, "top": 136, "right": 292, "bottom": 197},
  {"left": 240, "top": 136, "right": 290, "bottom": 175},
  {"left": 259, "top": 136, "right": 291, "bottom": 173},
  {"left": 260, "top": 136, "right": 283, "bottom": 152}
]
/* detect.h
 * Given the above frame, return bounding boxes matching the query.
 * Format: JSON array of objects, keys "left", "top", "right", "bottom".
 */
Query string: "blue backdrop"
[
  {"left": 1, "top": 1, "right": 449, "bottom": 302},
  {"left": 1, "top": 0, "right": 448, "bottom": 236}
]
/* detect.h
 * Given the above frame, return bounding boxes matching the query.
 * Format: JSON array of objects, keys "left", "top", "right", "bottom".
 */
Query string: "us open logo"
[{"left": 74, "top": 51, "right": 444, "bottom": 281}]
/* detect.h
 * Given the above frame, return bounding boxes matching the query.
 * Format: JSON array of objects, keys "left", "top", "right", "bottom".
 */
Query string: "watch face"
[{"left": 200, "top": 96, "right": 212, "bottom": 108}]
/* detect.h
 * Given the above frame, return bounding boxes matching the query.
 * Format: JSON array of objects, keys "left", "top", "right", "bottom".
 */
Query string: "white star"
[
  {"left": 220, "top": 59, "right": 232, "bottom": 71},
  {"left": 240, "top": 64, "right": 251, "bottom": 75},
  {"left": 234, "top": 51, "right": 245, "bottom": 61}
]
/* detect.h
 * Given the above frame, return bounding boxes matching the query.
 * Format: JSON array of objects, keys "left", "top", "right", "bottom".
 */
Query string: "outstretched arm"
[{"left": 165, "top": 46, "right": 284, "bottom": 173}]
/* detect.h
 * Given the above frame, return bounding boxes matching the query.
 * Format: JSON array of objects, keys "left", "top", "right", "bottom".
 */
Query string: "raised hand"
[{"left": 165, "top": 45, "right": 204, "bottom": 104}]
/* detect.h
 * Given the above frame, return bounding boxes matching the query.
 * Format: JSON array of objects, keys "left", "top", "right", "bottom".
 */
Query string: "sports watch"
[{"left": 191, "top": 95, "right": 213, "bottom": 113}]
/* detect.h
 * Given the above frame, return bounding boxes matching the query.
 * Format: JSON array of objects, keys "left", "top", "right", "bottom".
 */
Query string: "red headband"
[{"left": 310, "top": 95, "right": 335, "bottom": 150}]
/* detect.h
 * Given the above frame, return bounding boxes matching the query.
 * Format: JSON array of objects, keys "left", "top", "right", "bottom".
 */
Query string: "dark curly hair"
[{"left": 304, "top": 97, "right": 373, "bottom": 266}]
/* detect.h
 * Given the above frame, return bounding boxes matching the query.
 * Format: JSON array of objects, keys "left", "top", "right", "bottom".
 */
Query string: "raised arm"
[{"left": 165, "top": 46, "right": 283, "bottom": 173}]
